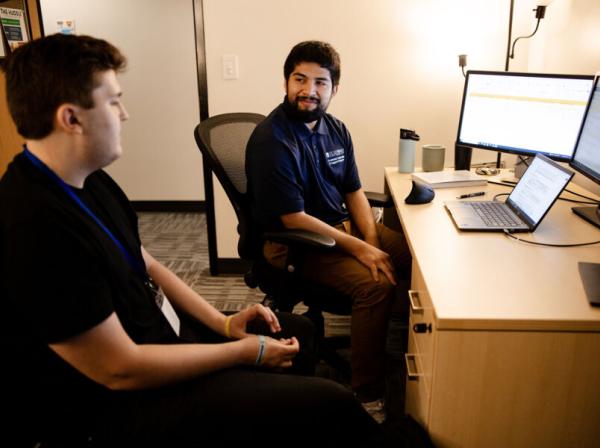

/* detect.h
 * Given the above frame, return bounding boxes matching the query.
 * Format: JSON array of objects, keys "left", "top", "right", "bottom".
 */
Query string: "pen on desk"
[{"left": 457, "top": 191, "right": 485, "bottom": 199}]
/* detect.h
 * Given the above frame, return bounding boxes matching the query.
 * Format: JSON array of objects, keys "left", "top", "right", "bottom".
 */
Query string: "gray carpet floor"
[
  {"left": 138, "top": 211, "right": 351, "bottom": 335},
  {"left": 138, "top": 212, "right": 262, "bottom": 309}
]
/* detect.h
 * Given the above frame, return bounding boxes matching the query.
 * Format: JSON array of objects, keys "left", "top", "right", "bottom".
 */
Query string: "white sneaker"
[{"left": 361, "top": 398, "right": 386, "bottom": 424}]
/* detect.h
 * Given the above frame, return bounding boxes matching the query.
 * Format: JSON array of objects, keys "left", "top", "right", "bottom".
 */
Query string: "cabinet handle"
[
  {"left": 408, "top": 290, "right": 424, "bottom": 313},
  {"left": 405, "top": 354, "right": 421, "bottom": 381},
  {"left": 413, "top": 322, "right": 432, "bottom": 333}
]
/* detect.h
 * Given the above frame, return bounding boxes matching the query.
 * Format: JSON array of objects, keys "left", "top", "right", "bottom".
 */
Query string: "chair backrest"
[{"left": 194, "top": 113, "right": 265, "bottom": 259}]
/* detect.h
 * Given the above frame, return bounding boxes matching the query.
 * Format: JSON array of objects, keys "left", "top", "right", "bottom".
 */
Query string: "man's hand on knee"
[{"left": 351, "top": 240, "right": 397, "bottom": 285}]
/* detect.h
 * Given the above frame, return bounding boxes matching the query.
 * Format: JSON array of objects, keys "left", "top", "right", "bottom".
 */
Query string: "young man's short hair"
[
  {"left": 2, "top": 34, "right": 126, "bottom": 139},
  {"left": 283, "top": 41, "right": 341, "bottom": 87}
]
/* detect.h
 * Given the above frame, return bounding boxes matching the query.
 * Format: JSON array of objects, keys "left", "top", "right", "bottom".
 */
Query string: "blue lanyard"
[{"left": 23, "top": 146, "right": 147, "bottom": 278}]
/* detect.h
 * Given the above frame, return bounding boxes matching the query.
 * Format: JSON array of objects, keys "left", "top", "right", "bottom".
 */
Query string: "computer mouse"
[{"left": 404, "top": 180, "right": 435, "bottom": 204}]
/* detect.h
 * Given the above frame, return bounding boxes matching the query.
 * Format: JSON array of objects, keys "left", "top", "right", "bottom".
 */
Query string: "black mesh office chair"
[{"left": 194, "top": 113, "right": 391, "bottom": 375}]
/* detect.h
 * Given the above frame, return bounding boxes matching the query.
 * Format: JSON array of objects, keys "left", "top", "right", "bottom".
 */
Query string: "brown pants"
[{"left": 264, "top": 221, "right": 412, "bottom": 401}]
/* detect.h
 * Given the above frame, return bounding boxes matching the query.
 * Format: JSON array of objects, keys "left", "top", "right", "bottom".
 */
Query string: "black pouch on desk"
[{"left": 578, "top": 262, "right": 600, "bottom": 306}]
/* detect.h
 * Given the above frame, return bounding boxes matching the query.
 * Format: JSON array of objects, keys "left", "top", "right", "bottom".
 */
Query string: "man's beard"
[{"left": 282, "top": 95, "right": 327, "bottom": 123}]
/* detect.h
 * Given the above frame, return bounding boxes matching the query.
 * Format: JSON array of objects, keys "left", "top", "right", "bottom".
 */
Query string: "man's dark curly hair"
[{"left": 283, "top": 41, "right": 340, "bottom": 86}]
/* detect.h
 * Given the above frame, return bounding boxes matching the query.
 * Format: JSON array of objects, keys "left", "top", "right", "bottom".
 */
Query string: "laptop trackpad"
[{"left": 446, "top": 202, "right": 486, "bottom": 228}]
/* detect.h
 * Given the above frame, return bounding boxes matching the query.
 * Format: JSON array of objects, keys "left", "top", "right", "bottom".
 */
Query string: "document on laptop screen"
[{"left": 509, "top": 156, "right": 572, "bottom": 223}]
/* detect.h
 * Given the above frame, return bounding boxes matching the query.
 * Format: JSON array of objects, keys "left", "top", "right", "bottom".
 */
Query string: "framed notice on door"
[
  {"left": 0, "top": 1, "right": 31, "bottom": 55},
  {"left": 0, "top": 23, "right": 7, "bottom": 58}
]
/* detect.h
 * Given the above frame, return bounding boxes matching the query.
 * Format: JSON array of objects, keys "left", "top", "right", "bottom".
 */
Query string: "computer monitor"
[
  {"left": 456, "top": 71, "right": 593, "bottom": 162},
  {"left": 570, "top": 75, "right": 600, "bottom": 229}
]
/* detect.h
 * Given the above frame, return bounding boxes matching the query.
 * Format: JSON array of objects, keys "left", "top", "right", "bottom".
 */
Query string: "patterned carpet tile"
[{"left": 137, "top": 212, "right": 350, "bottom": 337}]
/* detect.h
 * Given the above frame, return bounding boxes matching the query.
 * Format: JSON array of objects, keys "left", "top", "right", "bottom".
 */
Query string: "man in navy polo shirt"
[{"left": 246, "top": 41, "right": 412, "bottom": 420}]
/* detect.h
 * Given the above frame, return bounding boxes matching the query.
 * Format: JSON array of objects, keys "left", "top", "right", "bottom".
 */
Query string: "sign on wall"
[{"left": 0, "top": 6, "right": 29, "bottom": 51}]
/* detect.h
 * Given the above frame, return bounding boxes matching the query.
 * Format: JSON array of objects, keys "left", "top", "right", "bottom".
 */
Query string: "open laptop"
[{"left": 445, "top": 154, "right": 574, "bottom": 232}]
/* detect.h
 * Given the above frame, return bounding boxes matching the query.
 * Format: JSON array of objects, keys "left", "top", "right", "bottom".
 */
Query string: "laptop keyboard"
[{"left": 470, "top": 202, "right": 521, "bottom": 227}]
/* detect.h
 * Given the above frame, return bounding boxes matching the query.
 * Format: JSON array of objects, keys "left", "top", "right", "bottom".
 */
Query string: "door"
[{"left": 0, "top": 0, "right": 42, "bottom": 176}]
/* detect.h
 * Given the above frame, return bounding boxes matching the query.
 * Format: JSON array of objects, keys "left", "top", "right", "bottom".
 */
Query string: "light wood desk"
[{"left": 384, "top": 168, "right": 600, "bottom": 448}]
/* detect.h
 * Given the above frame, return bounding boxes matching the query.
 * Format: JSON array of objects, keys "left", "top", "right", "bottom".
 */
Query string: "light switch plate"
[{"left": 222, "top": 54, "right": 239, "bottom": 80}]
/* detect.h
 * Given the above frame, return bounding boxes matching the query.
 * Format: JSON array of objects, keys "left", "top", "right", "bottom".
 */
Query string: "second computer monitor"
[
  {"left": 457, "top": 71, "right": 593, "bottom": 161},
  {"left": 570, "top": 75, "right": 600, "bottom": 229}
]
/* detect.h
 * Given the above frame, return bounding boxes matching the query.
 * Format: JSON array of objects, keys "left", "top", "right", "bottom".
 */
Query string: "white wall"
[
  {"left": 40, "top": 0, "right": 203, "bottom": 200},
  {"left": 528, "top": 0, "right": 600, "bottom": 75}
]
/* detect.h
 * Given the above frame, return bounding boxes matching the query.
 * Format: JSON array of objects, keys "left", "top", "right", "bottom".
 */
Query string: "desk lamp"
[
  {"left": 505, "top": 3, "right": 548, "bottom": 172},
  {"left": 506, "top": 4, "right": 547, "bottom": 71},
  {"left": 456, "top": 3, "right": 550, "bottom": 76}
]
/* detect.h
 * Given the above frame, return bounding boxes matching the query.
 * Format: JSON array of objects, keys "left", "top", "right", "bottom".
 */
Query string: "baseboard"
[
  {"left": 216, "top": 258, "right": 251, "bottom": 275},
  {"left": 131, "top": 200, "right": 205, "bottom": 213}
]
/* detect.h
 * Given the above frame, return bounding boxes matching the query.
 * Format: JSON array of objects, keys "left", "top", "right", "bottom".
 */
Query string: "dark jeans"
[{"left": 76, "top": 312, "right": 382, "bottom": 447}]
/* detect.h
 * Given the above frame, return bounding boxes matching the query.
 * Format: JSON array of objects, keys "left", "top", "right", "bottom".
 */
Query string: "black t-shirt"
[{"left": 0, "top": 152, "right": 177, "bottom": 441}]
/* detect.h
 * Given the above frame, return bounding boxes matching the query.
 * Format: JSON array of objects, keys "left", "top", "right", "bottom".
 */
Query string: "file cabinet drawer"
[
  {"left": 408, "top": 262, "right": 436, "bottom": 388},
  {"left": 405, "top": 326, "right": 432, "bottom": 427}
]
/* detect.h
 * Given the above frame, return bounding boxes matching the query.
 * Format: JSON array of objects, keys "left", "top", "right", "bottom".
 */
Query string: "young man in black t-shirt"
[{"left": 0, "top": 34, "right": 381, "bottom": 446}]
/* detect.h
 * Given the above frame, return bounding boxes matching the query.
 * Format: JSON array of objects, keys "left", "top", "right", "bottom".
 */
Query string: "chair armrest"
[
  {"left": 365, "top": 191, "right": 393, "bottom": 208},
  {"left": 263, "top": 229, "right": 335, "bottom": 249}
]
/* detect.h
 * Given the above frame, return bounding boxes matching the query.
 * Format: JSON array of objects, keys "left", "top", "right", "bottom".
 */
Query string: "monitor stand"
[
  {"left": 572, "top": 204, "right": 600, "bottom": 230},
  {"left": 454, "top": 144, "right": 472, "bottom": 171},
  {"left": 578, "top": 262, "right": 600, "bottom": 306}
]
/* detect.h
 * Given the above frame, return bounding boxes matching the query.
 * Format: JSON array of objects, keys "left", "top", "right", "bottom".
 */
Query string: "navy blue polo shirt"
[{"left": 246, "top": 103, "right": 361, "bottom": 229}]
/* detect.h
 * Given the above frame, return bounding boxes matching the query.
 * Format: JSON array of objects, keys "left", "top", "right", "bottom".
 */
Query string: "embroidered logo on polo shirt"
[{"left": 326, "top": 148, "right": 345, "bottom": 166}]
